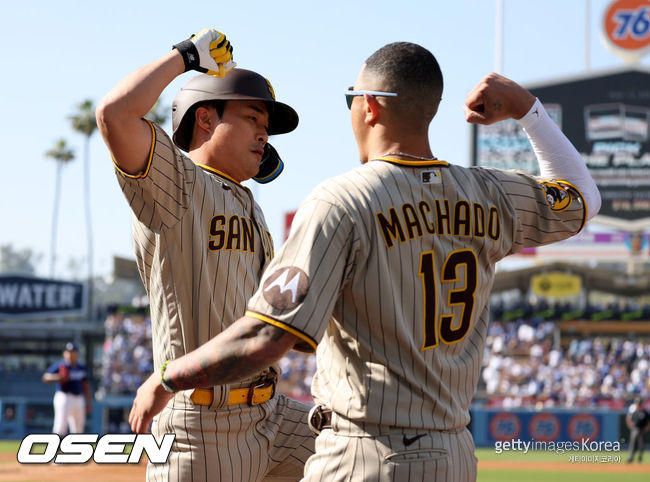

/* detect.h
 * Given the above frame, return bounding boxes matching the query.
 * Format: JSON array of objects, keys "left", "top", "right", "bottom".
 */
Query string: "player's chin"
[{"left": 245, "top": 156, "right": 262, "bottom": 179}]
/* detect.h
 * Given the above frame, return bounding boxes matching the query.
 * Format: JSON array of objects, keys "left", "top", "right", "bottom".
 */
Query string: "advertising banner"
[
  {"left": 487, "top": 411, "right": 605, "bottom": 443},
  {"left": 472, "top": 68, "right": 650, "bottom": 225},
  {"left": 0, "top": 274, "right": 86, "bottom": 320}
]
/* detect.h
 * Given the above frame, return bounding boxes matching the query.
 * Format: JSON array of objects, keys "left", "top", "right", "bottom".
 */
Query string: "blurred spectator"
[
  {"left": 101, "top": 308, "right": 317, "bottom": 403},
  {"left": 479, "top": 318, "right": 650, "bottom": 408},
  {"left": 101, "top": 311, "right": 153, "bottom": 395},
  {"left": 277, "top": 351, "right": 316, "bottom": 403}
]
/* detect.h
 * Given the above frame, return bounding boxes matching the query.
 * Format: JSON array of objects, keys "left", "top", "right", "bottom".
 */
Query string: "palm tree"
[
  {"left": 145, "top": 98, "right": 170, "bottom": 126},
  {"left": 45, "top": 139, "right": 75, "bottom": 277},
  {"left": 69, "top": 99, "right": 97, "bottom": 320}
]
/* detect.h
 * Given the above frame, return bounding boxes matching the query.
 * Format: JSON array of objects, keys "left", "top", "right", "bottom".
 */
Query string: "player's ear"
[
  {"left": 363, "top": 94, "right": 381, "bottom": 126},
  {"left": 195, "top": 105, "right": 215, "bottom": 133}
]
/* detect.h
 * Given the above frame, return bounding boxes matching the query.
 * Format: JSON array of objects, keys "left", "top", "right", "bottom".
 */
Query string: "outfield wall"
[
  {"left": 0, "top": 396, "right": 133, "bottom": 438},
  {"left": 0, "top": 397, "right": 642, "bottom": 449},
  {"left": 471, "top": 408, "right": 629, "bottom": 448}
]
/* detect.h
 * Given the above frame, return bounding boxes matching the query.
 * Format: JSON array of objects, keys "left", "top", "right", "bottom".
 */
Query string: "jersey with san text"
[
  {"left": 115, "top": 120, "right": 275, "bottom": 407},
  {"left": 247, "top": 157, "right": 586, "bottom": 434}
]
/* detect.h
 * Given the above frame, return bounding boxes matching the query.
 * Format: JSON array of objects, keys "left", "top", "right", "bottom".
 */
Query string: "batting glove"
[{"left": 173, "top": 28, "right": 236, "bottom": 78}]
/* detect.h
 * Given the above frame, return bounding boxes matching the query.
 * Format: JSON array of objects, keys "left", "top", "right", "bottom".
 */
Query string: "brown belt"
[
  {"left": 190, "top": 379, "right": 275, "bottom": 407},
  {"left": 308, "top": 406, "right": 332, "bottom": 434}
]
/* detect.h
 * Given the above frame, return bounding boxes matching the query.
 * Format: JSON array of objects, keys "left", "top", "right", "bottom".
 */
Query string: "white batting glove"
[{"left": 173, "top": 28, "right": 236, "bottom": 78}]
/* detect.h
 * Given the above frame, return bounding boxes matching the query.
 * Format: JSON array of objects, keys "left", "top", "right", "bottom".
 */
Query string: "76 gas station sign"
[{"left": 602, "top": 0, "right": 650, "bottom": 62}]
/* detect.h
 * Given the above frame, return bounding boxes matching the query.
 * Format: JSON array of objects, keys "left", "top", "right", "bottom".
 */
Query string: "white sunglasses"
[{"left": 345, "top": 87, "right": 398, "bottom": 109}]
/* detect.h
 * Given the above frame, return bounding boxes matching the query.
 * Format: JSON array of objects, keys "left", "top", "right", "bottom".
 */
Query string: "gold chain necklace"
[{"left": 383, "top": 151, "right": 437, "bottom": 161}]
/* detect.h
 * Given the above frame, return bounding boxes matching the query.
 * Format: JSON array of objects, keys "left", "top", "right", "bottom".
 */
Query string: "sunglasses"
[{"left": 345, "top": 87, "right": 398, "bottom": 109}]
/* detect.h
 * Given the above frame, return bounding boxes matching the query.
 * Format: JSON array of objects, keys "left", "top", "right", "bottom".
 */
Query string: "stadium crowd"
[
  {"left": 99, "top": 307, "right": 317, "bottom": 403},
  {"left": 98, "top": 301, "right": 650, "bottom": 409},
  {"left": 480, "top": 316, "right": 650, "bottom": 409},
  {"left": 100, "top": 310, "right": 153, "bottom": 395}
]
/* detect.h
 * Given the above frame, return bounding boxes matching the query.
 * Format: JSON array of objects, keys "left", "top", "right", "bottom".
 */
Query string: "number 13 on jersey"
[{"left": 418, "top": 249, "right": 478, "bottom": 350}]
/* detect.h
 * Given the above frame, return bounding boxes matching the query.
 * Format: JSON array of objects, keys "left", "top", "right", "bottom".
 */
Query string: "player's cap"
[
  {"left": 64, "top": 342, "right": 78, "bottom": 352},
  {"left": 172, "top": 69, "right": 299, "bottom": 152}
]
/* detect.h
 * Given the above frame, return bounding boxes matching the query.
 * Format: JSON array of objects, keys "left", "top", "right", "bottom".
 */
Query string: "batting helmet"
[{"left": 171, "top": 69, "right": 299, "bottom": 152}]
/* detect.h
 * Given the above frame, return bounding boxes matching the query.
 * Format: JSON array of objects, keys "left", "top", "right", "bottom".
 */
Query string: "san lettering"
[
  {"left": 376, "top": 199, "right": 501, "bottom": 248},
  {"left": 208, "top": 215, "right": 256, "bottom": 252},
  {"left": 260, "top": 228, "right": 274, "bottom": 260}
]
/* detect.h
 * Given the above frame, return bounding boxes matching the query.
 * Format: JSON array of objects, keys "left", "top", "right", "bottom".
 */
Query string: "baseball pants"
[
  {"left": 52, "top": 391, "right": 85, "bottom": 436},
  {"left": 147, "top": 393, "right": 315, "bottom": 482},
  {"left": 302, "top": 426, "right": 477, "bottom": 481},
  {"left": 627, "top": 428, "right": 645, "bottom": 462}
]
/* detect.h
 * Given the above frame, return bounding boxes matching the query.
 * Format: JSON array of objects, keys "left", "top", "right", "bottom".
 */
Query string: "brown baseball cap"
[{"left": 172, "top": 69, "right": 299, "bottom": 152}]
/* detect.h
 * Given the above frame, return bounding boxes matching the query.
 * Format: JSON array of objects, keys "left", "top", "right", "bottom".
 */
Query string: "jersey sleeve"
[
  {"left": 246, "top": 192, "right": 358, "bottom": 352},
  {"left": 114, "top": 120, "right": 195, "bottom": 232},
  {"left": 488, "top": 168, "right": 587, "bottom": 255},
  {"left": 45, "top": 361, "right": 61, "bottom": 374}
]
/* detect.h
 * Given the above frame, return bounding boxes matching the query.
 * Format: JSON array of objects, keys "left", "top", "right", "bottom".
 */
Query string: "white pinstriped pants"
[{"left": 302, "top": 427, "right": 477, "bottom": 481}]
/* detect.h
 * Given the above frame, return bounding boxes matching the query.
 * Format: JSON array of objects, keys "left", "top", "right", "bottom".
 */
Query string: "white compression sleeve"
[{"left": 518, "top": 98, "right": 601, "bottom": 220}]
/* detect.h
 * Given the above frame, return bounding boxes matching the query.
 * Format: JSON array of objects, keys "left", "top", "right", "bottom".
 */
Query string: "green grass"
[
  {"left": 478, "top": 470, "right": 649, "bottom": 482},
  {"left": 476, "top": 447, "right": 649, "bottom": 482},
  {"left": 0, "top": 440, "right": 19, "bottom": 452}
]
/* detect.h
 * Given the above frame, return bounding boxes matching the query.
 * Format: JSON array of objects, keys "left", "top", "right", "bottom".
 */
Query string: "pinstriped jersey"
[
  {"left": 115, "top": 120, "right": 275, "bottom": 406},
  {"left": 246, "top": 157, "right": 585, "bottom": 435}
]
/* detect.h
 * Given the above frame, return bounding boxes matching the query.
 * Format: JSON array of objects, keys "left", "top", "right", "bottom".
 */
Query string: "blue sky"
[{"left": 1, "top": 0, "right": 647, "bottom": 279}]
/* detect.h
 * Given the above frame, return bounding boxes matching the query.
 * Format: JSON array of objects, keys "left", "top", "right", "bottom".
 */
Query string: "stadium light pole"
[
  {"left": 585, "top": 0, "right": 591, "bottom": 71},
  {"left": 495, "top": 0, "right": 504, "bottom": 74}
]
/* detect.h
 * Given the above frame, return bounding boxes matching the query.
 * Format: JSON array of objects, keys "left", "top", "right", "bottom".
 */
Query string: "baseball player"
[
  {"left": 626, "top": 397, "right": 649, "bottom": 463},
  {"left": 42, "top": 342, "right": 91, "bottom": 436},
  {"left": 96, "top": 28, "right": 314, "bottom": 481},
  {"left": 133, "top": 43, "right": 601, "bottom": 481}
]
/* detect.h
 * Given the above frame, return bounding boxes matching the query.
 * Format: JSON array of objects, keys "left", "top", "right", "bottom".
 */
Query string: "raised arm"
[
  {"left": 464, "top": 73, "right": 601, "bottom": 219},
  {"left": 95, "top": 29, "right": 235, "bottom": 175},
  {"left": 96, "top": 52, "right": 184, "bottom": 174}
]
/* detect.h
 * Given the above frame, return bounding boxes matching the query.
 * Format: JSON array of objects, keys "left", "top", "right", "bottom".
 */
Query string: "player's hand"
[
  {"left": 173, "top": 28, "right": 236, "bottom": 78},
  {"left": 464, "top": 73, "right": 536, "bottom": 125},
  {"left": 128, "top": 372, "right": 174, "bottom": 434},
  {"left": 58, "top": 364, "right": 70, "bottom": 383}
]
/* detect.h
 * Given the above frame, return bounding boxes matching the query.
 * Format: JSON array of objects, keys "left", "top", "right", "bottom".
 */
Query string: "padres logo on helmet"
[
  {"left": 539, "top": 181, "right": 572, "bottom": 212},
  {"left": 264, "top": 78, "right": 276, "bottom": 100}
]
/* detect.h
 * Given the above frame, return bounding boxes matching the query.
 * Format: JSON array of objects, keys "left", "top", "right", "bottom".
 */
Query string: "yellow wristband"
[{"left": 160, "top": 360, "right": 176, "bottom": 393}]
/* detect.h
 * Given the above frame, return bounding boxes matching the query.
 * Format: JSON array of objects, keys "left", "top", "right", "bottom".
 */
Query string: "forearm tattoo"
[
  {"left": 166, "top": 359, "right": 208, "bottom": 391},
  {"left": 164, "top": 320, "right": 291, "bottom": 390}
]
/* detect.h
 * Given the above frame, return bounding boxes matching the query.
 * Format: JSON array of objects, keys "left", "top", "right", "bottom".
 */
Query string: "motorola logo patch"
[{"left": 263, "top": 266, "right": 309, "bottom": 310}]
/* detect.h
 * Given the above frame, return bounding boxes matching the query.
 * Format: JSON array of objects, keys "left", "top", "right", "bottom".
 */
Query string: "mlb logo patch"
[{"left": 421, "top": 170, "right": 441, "bottom": 184}]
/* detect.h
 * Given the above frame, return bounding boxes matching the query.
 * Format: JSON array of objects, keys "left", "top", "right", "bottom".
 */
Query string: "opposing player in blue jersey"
[{"left": 42, "top": 342, "right": 91, "bottom": 436}]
